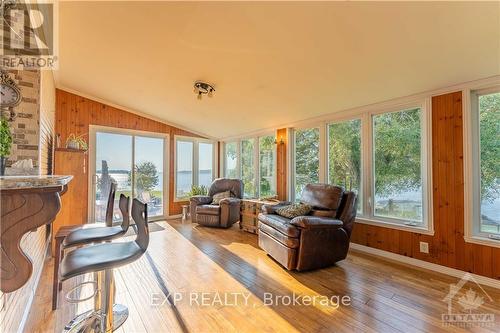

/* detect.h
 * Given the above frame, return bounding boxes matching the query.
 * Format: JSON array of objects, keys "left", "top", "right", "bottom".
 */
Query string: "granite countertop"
[{"left": 0, "top": 175, "right": 74, "bottom": 190}]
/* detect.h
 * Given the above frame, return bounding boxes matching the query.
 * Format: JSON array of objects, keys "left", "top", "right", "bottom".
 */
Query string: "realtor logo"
[
  {"left": 1, "top": 0, "right": 57, "bottom": 69},
  {"left": 442, "top": 273, "right": 495, "bottom": 328}
]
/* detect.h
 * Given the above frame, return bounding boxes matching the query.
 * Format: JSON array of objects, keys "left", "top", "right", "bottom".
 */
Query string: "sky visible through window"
[{"left": 96, "top": 134, "right": 213, "bottom": 172}]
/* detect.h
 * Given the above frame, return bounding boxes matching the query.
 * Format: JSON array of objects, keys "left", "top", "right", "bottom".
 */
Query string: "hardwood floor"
[{"left": 25, "top": 220, "right": 500, "bottom": 333}]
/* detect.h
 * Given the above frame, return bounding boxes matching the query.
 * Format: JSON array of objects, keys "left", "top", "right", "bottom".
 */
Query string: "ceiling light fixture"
[{"left": 194, "top": 81, "right": 215, "bottom": 100}]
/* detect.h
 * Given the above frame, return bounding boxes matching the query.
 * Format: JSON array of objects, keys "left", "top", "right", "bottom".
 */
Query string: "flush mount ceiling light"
[{"left": 193, "top": 81, "right": 215, "bottom": 100}]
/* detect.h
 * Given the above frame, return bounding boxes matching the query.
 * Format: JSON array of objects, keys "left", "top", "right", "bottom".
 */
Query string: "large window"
[
  {"left": 225, "top": 142, "right": 238, "bottom": 178},
  {"left": 468, "top": 89, "right": 500, "bottom": 241},
  {"left": 241, "top": 138, "right": 256, "bottom": 198},
  {"left": 290, "top": 102, "right": 431, "bottom": 232},
  {"left": 223, "top": 134, "right": 277, "bottom": 198},
  {"left": 478, "top": 92, "right": 500, "bottom": 236},
  {"left": 259, "top": 136, "right": 277, "bottom": 198},
  {"left": 175, "top": 140, "right": 193, "bottom": 199},
  {"left": 175, "top": 137, "right": 216, "bottom": 200},
  {"left": 293, "top": 127, "right": 320, "bottom": 200},
  {"left": 198, "top": 142, "right": 213, "bottom": 188},
  {"left": 373, "top": 108, "right": 423, "bottom": 224},
  {"left": 328, "top": 119, "right": 362, "bottom": 211}
]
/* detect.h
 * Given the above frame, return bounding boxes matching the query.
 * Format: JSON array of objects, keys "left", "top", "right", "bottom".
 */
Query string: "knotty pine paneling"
[
  {"left": 55, "top": 89, "right": 203, "bottom": 215},
  {"left": 276, "top": 128, "right": 288, "bottom": 201},
  {"left": 349, "top": 91, "right": 500, "bottom": 279}
]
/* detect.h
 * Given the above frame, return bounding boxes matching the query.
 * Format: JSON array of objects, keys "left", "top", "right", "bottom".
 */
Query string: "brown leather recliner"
[
  {"left": 190, "top": 178, "right": 244, "bottom": 228},
  {"left": 258, "top": 184, "right": 357, "bottom": 271}
]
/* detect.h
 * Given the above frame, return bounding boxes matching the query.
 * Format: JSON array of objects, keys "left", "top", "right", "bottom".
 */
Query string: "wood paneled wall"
[
  {"left": 55, "top": 89, "right": 203, "bottom": 215},
  {"left": 276, "top": 128, "right": 288, "bottom": 201},
  {"left": 274, "top": 91, "right": 498, "bottom": 279},
  {"left": 350, "top": 91, "right": 499, "bottom": 279}
]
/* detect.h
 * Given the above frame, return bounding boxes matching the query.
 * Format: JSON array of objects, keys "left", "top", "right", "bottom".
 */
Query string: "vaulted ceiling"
[{"left": 56, "top": 1, "right": 500, "bottom": 139}]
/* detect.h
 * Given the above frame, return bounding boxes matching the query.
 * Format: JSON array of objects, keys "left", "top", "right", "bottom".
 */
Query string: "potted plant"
[
  {"left": 66, "top": 133, "right": 88, "bottom": 150},
  {"left": 0, "top": 117, "right": 12, "bottom": 176},
  {"left": 187, "top": 185, "right": 208, "bottom": 197}
]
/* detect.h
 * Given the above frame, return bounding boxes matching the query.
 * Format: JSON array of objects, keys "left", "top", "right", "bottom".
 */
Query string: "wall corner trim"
[{"left": 349, "top": 243, "right": 500, "bottom": 289}]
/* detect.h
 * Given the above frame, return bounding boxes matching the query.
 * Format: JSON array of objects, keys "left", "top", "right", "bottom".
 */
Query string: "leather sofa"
[
  {"left": 258, "top": 184, "right": 357, "bottom": 271},
  {"left": 190, "top": 178, "right": 243, "bottom": 228}
]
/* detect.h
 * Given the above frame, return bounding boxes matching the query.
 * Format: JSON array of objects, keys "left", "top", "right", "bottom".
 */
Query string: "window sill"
[
  {"left": 355, "top": 217, "right": 434, "bottom": 235},
  {"left": 464, "top": 235, "right": 500, "bottom": 249},
  {"left": 173, "top": 197, "right": 190, "bottom": 203}
]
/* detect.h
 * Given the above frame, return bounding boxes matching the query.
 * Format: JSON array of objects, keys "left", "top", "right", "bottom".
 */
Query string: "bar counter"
[{"left": 0, "top": 175, "right": 72, "bottom": 293}]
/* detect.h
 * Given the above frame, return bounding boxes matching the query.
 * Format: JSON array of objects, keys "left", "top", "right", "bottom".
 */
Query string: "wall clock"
[{"left": 0, "top": 70, "right": 21, "bottom": 108}]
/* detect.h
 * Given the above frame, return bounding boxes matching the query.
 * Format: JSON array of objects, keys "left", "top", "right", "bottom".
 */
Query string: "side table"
[{"left": 240, "top": 199, "right": 279, "bottom": 234}]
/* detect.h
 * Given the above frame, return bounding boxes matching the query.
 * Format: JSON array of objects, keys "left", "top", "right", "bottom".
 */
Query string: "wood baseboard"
[{"left": 349, "top": 243, "right": 500, "bottom": 289}]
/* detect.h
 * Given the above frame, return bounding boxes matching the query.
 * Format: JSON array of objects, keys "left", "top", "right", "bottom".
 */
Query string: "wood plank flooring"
[{"left": 24, "top": 220, "right": 500, "bottom": 332}]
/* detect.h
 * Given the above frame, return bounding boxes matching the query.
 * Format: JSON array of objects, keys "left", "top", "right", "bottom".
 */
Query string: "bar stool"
[
  {"left": 60, "top": 199, "right": 149, "bottom": 333},
  {"left": 52, "top": 183, "right": 131, "bottom": 310}
]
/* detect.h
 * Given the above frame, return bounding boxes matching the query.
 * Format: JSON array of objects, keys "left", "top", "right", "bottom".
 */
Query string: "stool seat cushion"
[
  {"left": 60, "top": 242, "right": 144, "bottom": 281},
  {"left": 62, "top": 226, "right": 125, "bottom": 248}
]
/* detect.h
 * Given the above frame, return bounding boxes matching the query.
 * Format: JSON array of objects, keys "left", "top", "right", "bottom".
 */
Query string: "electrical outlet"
[{"left": 419, "top": 241, "right": 429, "bottom": 254}]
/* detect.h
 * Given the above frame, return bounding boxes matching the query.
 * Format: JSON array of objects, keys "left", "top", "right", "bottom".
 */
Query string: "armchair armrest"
[
  {"left": 190, "top": 195, "right": 212, "bottom": 206},
  {"left": 290, "top": 216, "right": 343, "bottom": 229},
  {"left": 219, "top": 197, "right": 241, "bottom": 206},
  {"left": 261, "top": 201, "right": 291, "bottom": 214}
]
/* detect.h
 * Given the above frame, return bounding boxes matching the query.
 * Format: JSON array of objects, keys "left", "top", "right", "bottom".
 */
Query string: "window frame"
[
  {"left": 464, "top": 85, "right": 500, "bottom": 248},
  {"left": 222, "top": 132, "right": 278, "bottom": 199},
  {"left": 88, "top": 125, "right": 170, "bottom": 221},
  {"left": 290, "top": 125, "right": 325, "bottom": 202},
  {"left": 224, "top": 141, "right": 240, "bottom": 179},
  {"left": 326, "top": 117, "right": 363, "bottom": 213},
  {"left": 363, "top": 103, "right": 433, "bottom": 232},
  {"left": 174, "top": 135, "right": 217, "bottom": 202},
  {"left": 288, "top": 99, "right": 433, "bottom": 234}
]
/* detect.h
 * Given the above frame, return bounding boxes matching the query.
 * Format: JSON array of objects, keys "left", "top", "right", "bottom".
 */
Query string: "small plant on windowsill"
[
  {"left": 66, "top": 133, "right": 88, "bottom": 151},
  {"left": 187, "top": 185, "right": 208, "bottom": 197},
  {"left": 0, "top": 117, "right": 12, "bottom": 176}
]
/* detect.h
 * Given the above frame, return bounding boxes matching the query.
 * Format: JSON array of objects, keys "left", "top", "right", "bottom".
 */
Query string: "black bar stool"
[
  {"left": 53, "top": 183, "right": 133, "bottom": 310},
  {"left": 62, "top": 193, "right": 130, "bottom": 248},
  {"left": 60, "top": 199, "right": 149, "bottom": 333}
]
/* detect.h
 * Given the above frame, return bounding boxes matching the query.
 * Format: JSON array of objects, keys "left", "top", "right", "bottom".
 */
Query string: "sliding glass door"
[
  {"left": 94, "top": 132, "right": 133, "bottom": 223},
  {"left": 90, "top": 127, "right": 168, "bottom": 222},
  {"left": 134, "top": 136, "right": 165, "bottom": 217}
]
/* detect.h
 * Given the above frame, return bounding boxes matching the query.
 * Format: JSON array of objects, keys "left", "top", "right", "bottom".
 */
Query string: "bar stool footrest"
[{"left": 62, "top": 304, "right": 129, "bottom": 333}]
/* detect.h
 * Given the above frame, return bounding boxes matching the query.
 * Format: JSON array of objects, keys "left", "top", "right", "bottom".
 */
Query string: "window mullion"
[
  {"left": 255, "top": 137, "right": 260, "bottom": 198},
  {"left": 319, "top": 124, "right": 327, "bottom": 183},
  {"left": 193, "top": 140, "right": 199, "bottom": 187},
  {"left": 363, "top": 112, "right": 373, "bottom": 218}
]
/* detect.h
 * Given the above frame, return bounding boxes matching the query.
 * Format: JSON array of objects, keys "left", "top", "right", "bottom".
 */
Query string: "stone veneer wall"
[
  {"left": 3, "top": 69, "right": 41, "bottom": 169},
  {"left": 0, "top": 70, "right": 50, "bottom": 333}
]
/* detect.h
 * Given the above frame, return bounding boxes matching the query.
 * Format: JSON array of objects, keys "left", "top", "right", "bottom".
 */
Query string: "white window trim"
[
  {"left": 88, "top": 125, "right": 170, "bottom": 221},
  {"left": 366, "top": 100, "right": 434, "bottom": 234},
  {"left": 290, "top": 125, "right": 325, "bottom": 202},
  {"left": 287, "top": 98, "right": 434, "bottom": 234},
  {"left": 223, "top": 140, "right": 240, "bottom": 178},
  {"left": 174, "top": 135, "right": 217, "bottom": 202},
  {"left": 463, "top": 85, "right": 500, "bottom": 248},
  {"left": 219, "top": 75, "right": 500, "bottom": 236},
  {"left": 257, "top": 134, "right": 279, "bottom": 199},
  {"left": 326, "top": 117, "right": 364, "bottom": 213},
  {"left": 222, "top": 132, "right": 278, "bottom": 198}
]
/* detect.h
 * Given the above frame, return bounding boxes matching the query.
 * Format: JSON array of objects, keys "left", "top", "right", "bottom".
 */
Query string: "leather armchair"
[
  {"left": 190, "top": 178, "right": 244, "bottom": 228},
  {"left": 258, "top": 184, "right": 357, "bottom": 271}
]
